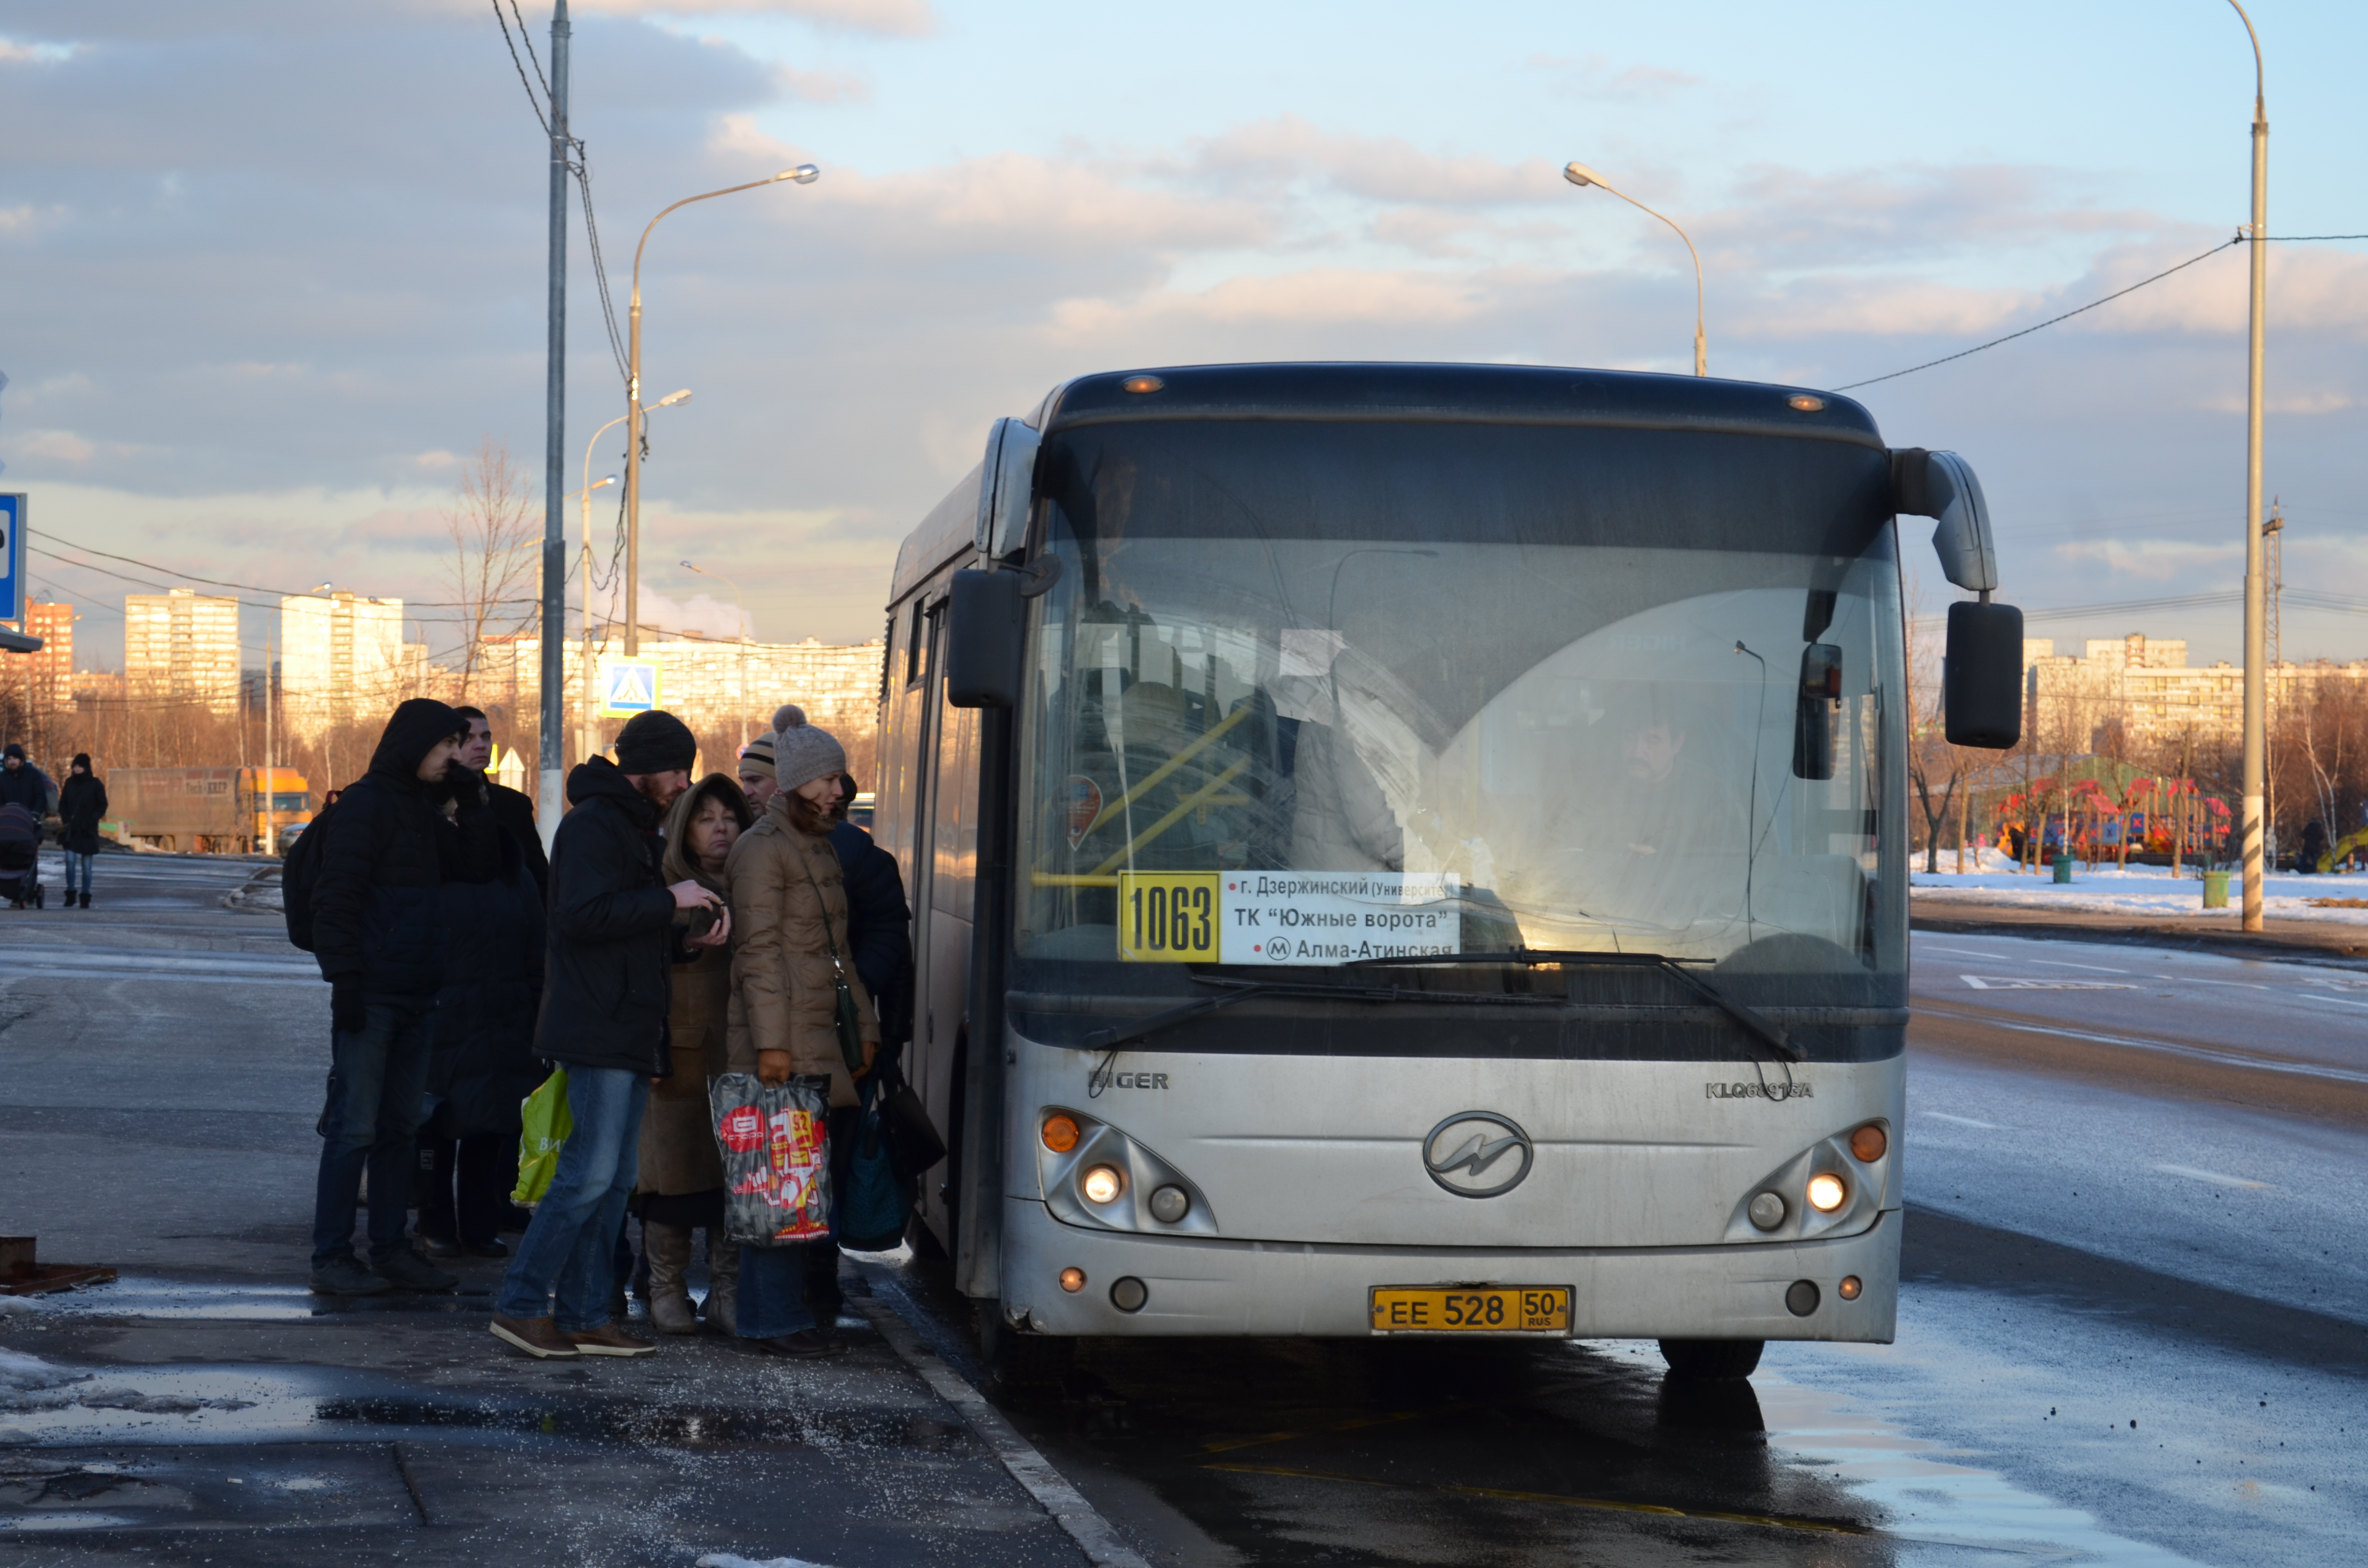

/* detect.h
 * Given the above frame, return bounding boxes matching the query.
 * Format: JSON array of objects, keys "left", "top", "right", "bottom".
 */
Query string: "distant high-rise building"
[
  {"left": 125, "top": 589, "right": 241, "bottom": 715},
  {"left": 0, "top": 601, "right": 74, "bottom": 712},
  {"left": 280, "top": 591, "right": 407, "bottom": 736}
]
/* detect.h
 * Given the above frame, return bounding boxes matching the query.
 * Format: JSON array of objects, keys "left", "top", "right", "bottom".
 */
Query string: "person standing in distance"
[
  {"left": 491, "top": 710, "right": 728, "bottom": 1360},
  {"left": 58, "top": 754, "right": 107, "bottom": 909},
  {"left": 736, "top": 727, "right": 778, "bottom": 813},
  {"left": 308, "top": 699, "right": 470, "bottom": 1297},
  {"left": 452, "top": 705, "right": 550, "bottom": 899}
]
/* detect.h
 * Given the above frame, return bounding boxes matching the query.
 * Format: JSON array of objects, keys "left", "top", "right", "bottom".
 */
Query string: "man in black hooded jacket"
[
  {"left": 308, "top": 698, "right": 468, "bottom": 1297},
  {"left": 491, "top": 710, "right": 728, "bottom": 1360}
]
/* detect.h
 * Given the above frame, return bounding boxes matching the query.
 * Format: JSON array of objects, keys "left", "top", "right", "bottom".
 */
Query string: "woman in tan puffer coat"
[
  {"left": 723, "top": 707, "right": 878, "bottom": 1357},
  {"left": 636, "top": 772, "right": 752, "bottom": 1336}
]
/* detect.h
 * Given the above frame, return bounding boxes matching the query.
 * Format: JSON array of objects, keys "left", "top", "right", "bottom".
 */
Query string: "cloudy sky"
[{"left": 3, "top": 0, "right": 2364, "bottom": 671}]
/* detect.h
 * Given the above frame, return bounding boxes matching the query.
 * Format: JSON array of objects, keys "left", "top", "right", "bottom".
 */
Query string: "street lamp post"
[
  {"left": 623, "top": 165, "right": 818, "bottom": 655},
  {"left": 681, "top": 559, "right": 752, "bottom": 746},
  {"left": 2227, "top": 0, "right": 2269, "bottom": 931},
  {"left": 1563, "top": 161, "right": 1707, "bottom": 376}
]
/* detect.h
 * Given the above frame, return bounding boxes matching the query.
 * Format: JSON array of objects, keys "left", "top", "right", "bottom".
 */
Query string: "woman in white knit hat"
[{"left": 720, "top": 705, "right": 880, "bottom": 1357}]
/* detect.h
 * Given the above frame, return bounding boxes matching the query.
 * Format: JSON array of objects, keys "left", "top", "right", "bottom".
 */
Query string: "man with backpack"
[{"left": 300, "top": 698, "right": 470, "bottom": 1297}]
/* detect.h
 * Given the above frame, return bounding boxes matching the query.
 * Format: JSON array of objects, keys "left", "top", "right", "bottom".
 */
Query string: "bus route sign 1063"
[{"left": 1114, "top": 870, "right": 1460, "bottom": 965}]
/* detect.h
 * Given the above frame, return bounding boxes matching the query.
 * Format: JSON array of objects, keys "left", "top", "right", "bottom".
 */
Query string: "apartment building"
[
  {"left": 278, "top": 592, "right": 409, "bottom": 738},
  {"left": 0, "top": 601, "right": 74, "bottom": 711},
  {"left": 2026, "top": 632, "right": 2368, "bottom": 751},
  {"left": 125, "top": 589, "right": 241, "bottom": 715}
]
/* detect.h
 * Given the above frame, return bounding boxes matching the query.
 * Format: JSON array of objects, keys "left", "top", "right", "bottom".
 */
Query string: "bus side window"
[{"left": 905, "top": 599, "right": 928, "bottom": 688}]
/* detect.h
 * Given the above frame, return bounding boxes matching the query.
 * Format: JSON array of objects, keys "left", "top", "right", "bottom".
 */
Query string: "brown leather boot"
[
  {"left": 569, "top": 1321, "right": 657, "bottom": 1358},
  {"left": 643, "top": 1222, "right": 698, "bottom": 1335},
  {"left": 490, "top": 1314, "right": 580, "bottom": 1359}
]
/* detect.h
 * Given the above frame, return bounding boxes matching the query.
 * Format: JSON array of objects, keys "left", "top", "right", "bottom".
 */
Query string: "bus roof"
[
  {"left": 1039, "top": 362, "right": 1882, "bottom": 447},
  {"left": 890, "top": 361, "right": 1886, "bottom": 604}
]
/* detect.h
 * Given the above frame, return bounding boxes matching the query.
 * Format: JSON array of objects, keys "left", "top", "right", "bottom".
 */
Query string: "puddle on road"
[
  {"left": 1594, "top": 1342, "right": 2208, "bottom": 1565},
  {"left": 31, "top": 1276, "right": 494, "bottom": 1321}
]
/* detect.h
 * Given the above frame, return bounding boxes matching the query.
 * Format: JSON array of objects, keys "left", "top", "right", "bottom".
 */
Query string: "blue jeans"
[
  {"left": 495, "top": 1067, "right": 648, "bottom": 1332},
  {"left": 311, "top": 1002, "right": 436, "bottom": 1269},
  {"left": 737, "top": 1243, "right": 817, "bottom": 1340},
  {"left": 63, "top": 852, "right": 94, "bottom": 898}
]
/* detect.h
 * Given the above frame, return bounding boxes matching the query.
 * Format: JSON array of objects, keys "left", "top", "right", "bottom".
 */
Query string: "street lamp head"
[
  {"left": 780, "top": 164, "right": 821, "bottom": 184},
  {"left": 653, "top": 389, "right": 693, "bottom": 409},
  {"left": 596, "top": 474, "right": 617, "bottom": 490},
  {"left": 1564, "top": 161, "right": 1604, "bottom": 189}
]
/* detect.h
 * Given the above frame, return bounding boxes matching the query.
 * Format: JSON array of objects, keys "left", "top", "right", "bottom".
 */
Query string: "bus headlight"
[
  {"left": 1727, "top": 1124, "right": 1889, "bottom": 1243},
  {"left": 1035, "top": 1106, "right": 1219, "bottom": 1236},
  {"left": 1805, "top": 1172, "right": 1848, "bottom": 1212}
]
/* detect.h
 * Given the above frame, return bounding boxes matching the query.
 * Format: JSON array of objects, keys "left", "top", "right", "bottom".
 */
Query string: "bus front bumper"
[{"left": 999, "top": 1200, "right": 1900, "bottom": 1342}]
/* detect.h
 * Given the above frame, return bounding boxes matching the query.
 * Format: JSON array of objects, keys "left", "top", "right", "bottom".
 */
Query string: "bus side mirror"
[
  {"left": 1944, "top": 600, "right": 2023, "bottom": 748},
  {"left": 946, "top": 569, "right": 1024, "bottom": 709},
  {"left": 1892, "top": 447, "right": 1997, "bottom": 594},
  {"left": 1792, "top": 642, "right": 1841, "bottom": 780},
  {"left": 973, "top": 417, "right": 1041, "bottom": 561}
]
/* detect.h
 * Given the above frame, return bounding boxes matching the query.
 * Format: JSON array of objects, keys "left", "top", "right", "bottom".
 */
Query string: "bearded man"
[{"left": 490, "top": 710, "right": 729, "bottom": 1360}]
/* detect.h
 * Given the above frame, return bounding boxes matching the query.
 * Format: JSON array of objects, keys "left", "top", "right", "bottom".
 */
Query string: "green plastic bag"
[{"left": 512, "top": 1068, "right": 571, "bottom": 1205}]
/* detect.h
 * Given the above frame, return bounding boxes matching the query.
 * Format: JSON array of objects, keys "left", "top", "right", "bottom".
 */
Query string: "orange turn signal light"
[
  {"left": 1041, "top": 1113, "right": 1081, "bottom": 1153},
  {"left": 1849, "top": 1123, "right": 1887, "bottom": 1163},
  {"left": 1122, "top": 374, "right": 1165, "bottom": 394},
  {"left": 1060, "top": 1267, "right": 1087, "bottom": 1293},
  {"left": 1838, "top": 1274, "right": 1862, "bottom": 1300}
]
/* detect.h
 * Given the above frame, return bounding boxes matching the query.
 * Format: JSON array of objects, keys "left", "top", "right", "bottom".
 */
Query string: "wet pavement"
[{"left": 2, "top": 853, "right": 2364, "bottom": 1564}]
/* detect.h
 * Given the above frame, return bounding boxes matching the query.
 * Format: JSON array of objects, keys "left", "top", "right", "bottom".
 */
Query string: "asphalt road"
[{"left": 2, "top": 850, "right": 2363, "bottom": 1565}]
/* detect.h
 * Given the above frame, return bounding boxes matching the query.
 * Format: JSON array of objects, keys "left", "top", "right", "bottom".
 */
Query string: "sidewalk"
[{"left": 1912, "top": 855, "right": 2368, "bottom": 965}]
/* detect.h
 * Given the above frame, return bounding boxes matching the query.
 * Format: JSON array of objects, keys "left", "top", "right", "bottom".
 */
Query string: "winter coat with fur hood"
[{"left": 724, "top": 792, "right": 878, "bottom": 1108}]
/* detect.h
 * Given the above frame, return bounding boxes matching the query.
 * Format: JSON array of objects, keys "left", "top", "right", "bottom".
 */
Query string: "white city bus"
[{"left": 873, "top": 363, "right": 2018, "bottom": 1377}]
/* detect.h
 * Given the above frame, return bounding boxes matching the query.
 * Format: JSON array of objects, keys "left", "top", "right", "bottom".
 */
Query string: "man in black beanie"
[
  {"left": 493, "top": 709, "right": 728, "bottom": 1360},
  {"left": 308, "top": 698, "right": 469, "bottom": 1297}
]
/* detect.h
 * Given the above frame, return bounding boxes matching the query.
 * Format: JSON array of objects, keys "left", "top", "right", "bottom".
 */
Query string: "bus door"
[{"left": 906, "top": 593, "right": 982, "bottom": 1244}]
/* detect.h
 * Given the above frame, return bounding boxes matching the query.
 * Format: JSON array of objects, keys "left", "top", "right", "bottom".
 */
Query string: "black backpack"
[{"left": 281, "top": 798, "right": 340, "bottom": 952}]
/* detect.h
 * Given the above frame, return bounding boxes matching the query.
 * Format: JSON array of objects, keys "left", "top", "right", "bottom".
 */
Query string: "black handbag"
[{"left": 877, "top": 1064, "right": 947, "bottom": 1180}]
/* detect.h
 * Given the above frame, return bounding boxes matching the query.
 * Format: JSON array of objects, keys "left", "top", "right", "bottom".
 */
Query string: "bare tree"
[{"left": 442, "top": 438, "right": 540, "bottom": 705}]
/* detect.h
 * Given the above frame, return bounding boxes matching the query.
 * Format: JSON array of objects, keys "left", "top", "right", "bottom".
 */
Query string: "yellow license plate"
[{"left": 1369, "top": 1285, "right": 1571, "bottom": 1335}]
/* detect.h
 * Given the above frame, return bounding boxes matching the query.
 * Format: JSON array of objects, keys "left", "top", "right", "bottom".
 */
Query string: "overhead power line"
[{"left": 1836, "top": 233, "right": 2368, "bottom": 392}]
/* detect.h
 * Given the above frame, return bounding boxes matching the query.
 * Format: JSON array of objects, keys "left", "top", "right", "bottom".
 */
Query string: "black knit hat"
[{"left": 615, "top": 710, "right": 697, "bottom": 775}]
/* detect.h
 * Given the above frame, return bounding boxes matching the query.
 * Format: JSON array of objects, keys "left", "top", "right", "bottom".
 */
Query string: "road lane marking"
[
  {"left": 1915, "top": 944, "right": 1996, "bottom": 959},
  {"left": 2296, "top": 991, "right": 2368, "bottom": 1011},
  {"left": 1960, "top": 976, "right": 2138, "bottom": 991},
  {"left": 2026, "top": 957, "right": 2133, "bottom": 974},
  {"left": 2152, "top": 1163, "right": 2271, "bottom": 1190},
  {"left": 1921, "top": 1112, "right": 2005, "bottom": 1130},
  {"left": 1199, "top": 1461, "right": 1871, "bottom": 1536},
  {"left": 1917, "top": 1004, "right": 2368, "bottom": 1087}
]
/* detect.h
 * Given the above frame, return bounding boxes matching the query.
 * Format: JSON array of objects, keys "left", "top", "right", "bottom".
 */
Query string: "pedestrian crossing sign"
[{"left": 599, "top": 657, "right": 662, "bottom": 717}]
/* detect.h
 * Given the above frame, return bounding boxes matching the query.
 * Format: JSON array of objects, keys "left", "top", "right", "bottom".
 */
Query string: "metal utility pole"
[
  {"left": 537, "top": 0, "right": 572, "bottom": 848},
  {"left": 263, "top": 639, "right": 275, "bottom": 857},
  {"left": 2230, "top": 0, "right": 2269, "bottom": 929}
]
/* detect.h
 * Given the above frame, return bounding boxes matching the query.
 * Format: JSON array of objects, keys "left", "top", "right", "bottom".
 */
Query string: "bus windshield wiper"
[
  {"left": 1078, "top": 974, "right": 1563, "bottom": 1053},
  {"left": 1346, "top": 950, "right": 1801, "bottom": 1064}
]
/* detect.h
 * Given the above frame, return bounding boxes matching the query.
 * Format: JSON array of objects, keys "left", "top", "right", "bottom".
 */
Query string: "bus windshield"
[{"left": 1015, "top": 418, "right": 1906, "bottom": 1007}]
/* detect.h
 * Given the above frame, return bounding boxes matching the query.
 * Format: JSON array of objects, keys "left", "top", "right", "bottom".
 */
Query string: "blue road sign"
[
  {"left": 0, "top": 494, "right": 22, "bottom": 623},
  {"left": 599, "top": 657, "right": 661, "bottom": 717}
]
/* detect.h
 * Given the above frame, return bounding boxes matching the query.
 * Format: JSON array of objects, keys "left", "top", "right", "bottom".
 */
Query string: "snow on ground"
[{"left": 1910, "top": 847, "right": 2368, "bottom": 926}]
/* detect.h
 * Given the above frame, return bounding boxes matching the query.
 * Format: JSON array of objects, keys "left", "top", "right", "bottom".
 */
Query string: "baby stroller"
[{"left": 0, "top": 803, "right": 42, "bottom": 908}]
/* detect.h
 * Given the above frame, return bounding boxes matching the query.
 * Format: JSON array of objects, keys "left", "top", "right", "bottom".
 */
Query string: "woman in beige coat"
[
  {"left": 724, "top": 708, "right": 878, "bottom": 1357},
  {"left": 637, "top": 773, "right": 752, "bottom": 1335}
]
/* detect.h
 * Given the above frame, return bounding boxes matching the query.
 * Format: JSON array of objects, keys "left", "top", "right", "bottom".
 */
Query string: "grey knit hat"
[{"left": 770, "top": 704, "right": 845, "bottom": 796}]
